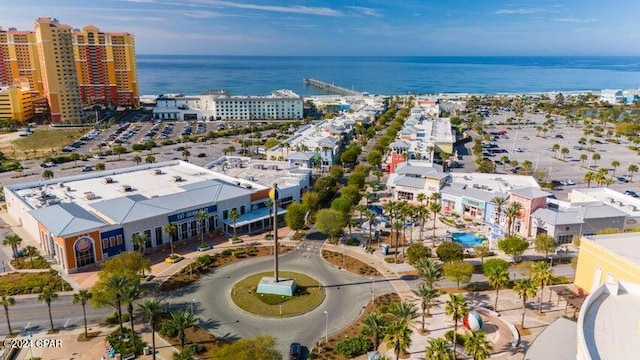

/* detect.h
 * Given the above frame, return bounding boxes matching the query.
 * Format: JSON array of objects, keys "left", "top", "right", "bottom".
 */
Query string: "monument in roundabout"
[{"left": 256, "top": 184, "right": 297, "bottom": 296}]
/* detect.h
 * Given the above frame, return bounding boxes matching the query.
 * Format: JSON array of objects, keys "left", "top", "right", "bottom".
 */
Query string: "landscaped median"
[{"left": 0, "top": 269, "right": 71, "bottom": 295}]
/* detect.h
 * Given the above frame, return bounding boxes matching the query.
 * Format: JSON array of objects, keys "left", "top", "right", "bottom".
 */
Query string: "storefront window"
[{"left": 75, "top": 237, "right": 95, "bottom": 268}]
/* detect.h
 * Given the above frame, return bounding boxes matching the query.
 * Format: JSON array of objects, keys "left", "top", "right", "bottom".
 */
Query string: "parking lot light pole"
[{"left": 323, "top": 310, "right": 328, "bottom": 343}]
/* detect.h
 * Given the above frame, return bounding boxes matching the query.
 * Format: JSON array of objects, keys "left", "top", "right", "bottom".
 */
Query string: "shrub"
[
  {"left": 482, "top": 258, "right": 510, "bottom": 277},
  {"left": 406, "top": 243, "right": 431, "bottom": 265},
  {"left": 185, "top": 343, "right": 206, "bottom": 354},
  {"left": 107, "top": 327, "right": 145, "bottom": 356},
  {"left": 444, "top": 330, "right": 469, "bottom": 346},
  {"left": 436, "top": 241, "right": 464, "bottom": 263},
  {"left": 221, "top": 249, "right": 233, "bottom": 256},
  {"left": 335, "top": 335, "right": 372, "bottom": 358},
  {"left": 384, "top": 257, "right": 396, "bottom": 263},
  {"left": 345, "top": 238, "right": 360, "bottom": 246},
  {"left": 105, "top": 311, "right": 130, "bottom": 325}
]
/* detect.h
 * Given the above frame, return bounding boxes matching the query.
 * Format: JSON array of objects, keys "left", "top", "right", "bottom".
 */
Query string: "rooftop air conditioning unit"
[
  {"left": 152, "top": 169, "right": 162, "bottom": 175},
  {"left": 59, "top": 183, "right": 65, "bottom": 188},
  {"left": 85, "top": 191, "right": 96, "bottom": 200},
  {"left": 121, "top": 185, "right": 132, "bottom": 192},
  {"left": 47, "top": 199, "right": 60, "bottom": 205},
  {"left": 242, "top": 183, "right": 252, "bottom": 189},
  {"left": 103, "top": 177, "right": 113, "bottom": 184},
  {"left": 172, "top": 175, "right": 182, "bottom": 182}
]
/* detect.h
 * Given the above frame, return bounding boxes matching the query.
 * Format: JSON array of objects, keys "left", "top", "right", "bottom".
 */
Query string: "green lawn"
[
  {"left": 11, "top": 129, "right": 87, "bottom": 151},
  {"left": 231, "top": 271, "right": 325, "bottom": 317}
]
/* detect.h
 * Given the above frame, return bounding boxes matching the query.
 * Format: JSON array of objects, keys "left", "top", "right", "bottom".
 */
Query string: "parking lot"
[
  {"left": 455, "top": 111, "right": 640, "bottom": 199},
  {"left": 0, "top": 120, "right": 286, "bottom": 187}
]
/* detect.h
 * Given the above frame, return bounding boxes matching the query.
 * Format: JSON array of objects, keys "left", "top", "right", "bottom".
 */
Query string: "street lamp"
[
  {"left": 323, "top": 310, "right": 328, "bottom": 343},
  {"left": 370, "top": 277, "right": 374, "bottom": 305},
  {"left": 190, "top": 299, "right": 196, "bottom": 313}
]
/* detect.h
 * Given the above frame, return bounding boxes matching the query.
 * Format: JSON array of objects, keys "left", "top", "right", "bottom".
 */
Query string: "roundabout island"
[{"left": 231, "top": 271, "right": 325, "bottom": 317}]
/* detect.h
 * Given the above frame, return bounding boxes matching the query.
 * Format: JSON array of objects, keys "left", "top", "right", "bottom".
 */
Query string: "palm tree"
[
  {"left": 591, "top": 153, "right": 601, "bottom": 167},
  {"left": 24, "top": 245, "right": 37, "bottom": 267},
  {"left": 486, "top": 267, "right": 510, "bottom": 312},
  {"left": 132, "top": 232, "right": 147, "bottom": 253},
  {"left": 181, "top": 149, "right": 191, "bottom": 161},
  {"left": 584, "top": 171, "right": 595, "bottom": 188},
  {"left": 444, "top": 294, "right": 468, "bottom": 359},
  {"left": 121, "top": 283, "right": 141, "bottom": 333},
  {"left": 425, "top": 337, "right": 453, "bottom": 360},
  {"left": 384, "top": 321, "right": 412, "bottom": 360},
  {"left": 505, "top": 202, "right": 523, "bottom": 236},
  {"left": 163, "top": 223, "right": 178, "bottom": 257},
  {"left": 361, "top": 312, "right": 387, "bottom": 350},
  {"left": 164, "top": 310, "right": 197, "bottom": 348},
  {"left": 551, "top": 144, "right": 560, "bottom": 158},
  {"left": 0, "top": 295, "right": 15, "bottom": 335},
  {"left": 73, "top": 290, "right": 92, "bottom": 338},
  {"left": 145, "top": 155, "right": 156, "bottom": 164},
  {"left": 560, "top": 147, "right": 570, "bottom": 160},
  {"left": 392, "top": 221, "right": 403, "bottom": 261},
  {"left": 490, "top": 196, "right": 508, "bottom": 225},
  {"left": 513, "top": 278, "right": 537, "bottom": 329},
  {"left": 416, "top": 205, "right": 428, "bottom": 242},
  {"left": 429, "top": 201, "right": 442, "bottom": 242},
  {"left": 415, "top": 257, "right": 442, "bottom": 288},
  {"left": 413, "top": 284, "right": 439, "bottom": 332},
  {"left": 105, "top": 274, "right": 129, "bottom": 333},
  {"left": 3, "top": 233, "right": 22, "bottom": 259},
  {"left": 132, "top": 155, "right": 142, "bottom": 165},
  {"left": 628, "top": 164, "right": 638, "bottom": 182},
  {"left": 229, "top": 209, "right": 240, "bottom": 239},
  {"left": 95, "top": 162, "right": 105, "bottom": 171},
  {"left": 611, "top": 160, "right": 620, "bottom": 176},
  {"left": 580, "top": 154, "right": 588, "bottom": 167},
  {"left": 531, "top": 262, "right": 554, "bottom": 313},
  {"left": 464, "top": 331, "right": 494, "bottom": 360},
  {"left": 139, "top": 299, "right": 163, "bottom": 360},
  {"left": 38, "top": 286, "right": 58, "bottom": 331},
  {"left": 388, "top": 301, "right": 419, "bottom": 325},
  {"left": 522, "top": 160, "right": 533, "bottom": 175},
  {"left": 365, "top": 210, "right": 377, "bottom": 247},
  {"left": 195, "top": 210, "right": 209, "bottom": 247}
]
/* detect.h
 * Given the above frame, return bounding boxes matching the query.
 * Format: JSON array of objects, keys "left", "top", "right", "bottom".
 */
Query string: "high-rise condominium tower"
[
  {"left": 0, "top": 26, "right": 43, "bottom": 97},
  {"left": 35, "top": 18, "right": 83, "bottom": 123},
  {"left": 73, "top": 26, "right": 139, "bottom": 107}
]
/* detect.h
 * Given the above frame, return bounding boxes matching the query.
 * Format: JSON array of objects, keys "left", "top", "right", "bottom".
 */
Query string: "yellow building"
[
  {"left": 0, "top": 82, "right": 34, "bottom": 121},
  {"left": 35, "top": 18, "right": 83, "bottom": 123},
  {"left": 0, "top": 26, "right": 43, "bottom": 96},
  {"left": 574, "top": 233, "right": 640, "bottom": 295},
  {"left": 73, "top": 26, "right": 139, "bottom": 107}
]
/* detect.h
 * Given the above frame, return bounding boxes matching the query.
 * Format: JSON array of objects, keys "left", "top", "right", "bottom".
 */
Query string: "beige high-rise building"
[
  {"left": 0, "top": 26, "right": 43, "bottom": 97},
  {"left": 35, "top": 18, "right": 83, "bottom": 123},
  {"left": 73, "top": 26, "right": 139, "bottom": 107},
  {"left": 0, "top": 80, "right": 34, "bottom": 121}
]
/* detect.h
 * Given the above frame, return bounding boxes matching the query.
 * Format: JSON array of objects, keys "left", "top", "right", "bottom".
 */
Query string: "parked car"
[
  {"left": 81, "top": 166, "right": 94, "bottom": 172},
  {"left": 560, "top": 179, "right": 576, "bottom": 186},
  {"left": 512, "top": 147, "right": 524, "bottom": 152},
  {"left": 289, "top": 343, "right": 301, "bottom": 360},
  {"left": 624, "top": 190, "right": 639, "bottom": 198},
  {"left": 197, "top": 153, "right": 207, "bottom": 158},
  {"left": 555, "top": 134, "right": 564, "bottom": 138},
  {"left": 175, "top": 146, "right": 186, "bottom": 152},
  {"left": 618, "top": 176, "right": 630, "bottom": 183}
]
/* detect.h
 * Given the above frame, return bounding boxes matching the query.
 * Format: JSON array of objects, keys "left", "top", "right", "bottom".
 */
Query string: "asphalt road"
[
  {"left": 0, "top": 295, "right": 113, "bottom": 336},
  {"left": 159, "top": 241, "right": 395, "bottom": 356}
]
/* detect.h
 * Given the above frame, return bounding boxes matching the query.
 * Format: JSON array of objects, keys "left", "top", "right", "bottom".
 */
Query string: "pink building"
[{"left": 508, "top": 187, "right": 551, "bottom": 237}]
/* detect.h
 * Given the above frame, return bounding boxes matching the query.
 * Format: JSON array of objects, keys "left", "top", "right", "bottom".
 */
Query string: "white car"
[
  {"left": 560, "top": 179, "right": 576, "bottom": 186},
  {"left": 512, "top": 147, "right": 524, "bottom": 152}
]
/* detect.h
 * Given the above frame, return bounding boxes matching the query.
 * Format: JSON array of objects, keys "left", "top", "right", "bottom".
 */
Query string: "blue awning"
[{"left": 222, "top": 207, "right": 287, "bottom": 228}]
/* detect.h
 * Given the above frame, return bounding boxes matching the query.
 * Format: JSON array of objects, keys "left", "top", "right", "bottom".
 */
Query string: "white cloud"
[
  {"left": 494, "top": 8, "right": 556, "bottom": 15},
  {"left": 553, "top": 17, "right": 597, "bottom": 24},
  {"left": 123, "top": 0, "right": 343, "bottom": 17},
  {"left": 347, "top": 6, "right": 382, "bottom": 18}
]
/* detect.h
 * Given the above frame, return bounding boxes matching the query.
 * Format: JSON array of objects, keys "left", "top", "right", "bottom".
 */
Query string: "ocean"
[{"left": 136, "top": 56, "right": 640, "bottom": 97}]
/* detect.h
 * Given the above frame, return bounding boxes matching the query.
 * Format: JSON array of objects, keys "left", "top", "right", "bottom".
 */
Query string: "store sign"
[
  {"left": 462, "top": 198, "right": 483, "bottom": 208},
  {"left": 75, "top": 237, "right": 92, "bottom": 252},
  {"left": 168, "top": 205, "right": 217, "bottom": 222}
]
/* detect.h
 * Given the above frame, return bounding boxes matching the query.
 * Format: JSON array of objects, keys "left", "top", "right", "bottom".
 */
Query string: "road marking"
[
  {"left": 23, "top": 322, "right": 30, "bottom": 332},
  {"left": 64, "top": 319, "right": 70, "bottom": 328}
]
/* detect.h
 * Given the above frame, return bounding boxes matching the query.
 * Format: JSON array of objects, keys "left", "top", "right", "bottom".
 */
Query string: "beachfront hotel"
[
  {"left": 152, "top": 89, "right": 303, "bottom": 121},
  {"left": 0, "top": 18, "right": 139, "bottom": 122},
  {"left": 3, "top": 159, "right": 310, "bottom": 273},
  {"left": 0, "top": 80, "right": 34, "bottom": 121}
]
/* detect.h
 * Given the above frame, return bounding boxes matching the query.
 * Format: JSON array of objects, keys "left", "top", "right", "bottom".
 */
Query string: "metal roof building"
[{"left": 4, "top": 160, "right": 307, "bottom": 273}]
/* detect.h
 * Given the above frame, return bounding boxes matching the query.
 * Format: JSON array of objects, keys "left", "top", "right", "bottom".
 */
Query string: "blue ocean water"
[{"left": 136, "top": 56, "right": 640, "bottom": 96}]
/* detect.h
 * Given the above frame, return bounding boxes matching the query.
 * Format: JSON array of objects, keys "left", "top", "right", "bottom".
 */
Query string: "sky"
[{"left": 2, "top": 0, "right": 639, "bottom": 56}]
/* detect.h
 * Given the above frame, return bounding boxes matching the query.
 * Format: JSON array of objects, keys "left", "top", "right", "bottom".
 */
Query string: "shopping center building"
[{"left": 3, "top": 160, "right": 309, "bottom": 273}]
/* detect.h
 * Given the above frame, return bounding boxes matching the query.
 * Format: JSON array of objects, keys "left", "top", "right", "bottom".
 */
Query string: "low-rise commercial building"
[
  {"left": 0, "top": 82, "right": 33, "bottom": 121},
  {"left": 4, "top": 160, "right": 308, "bottom": 273},
  {"left": 153, "top": 89, "right": 303, "bottom": 121}
]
